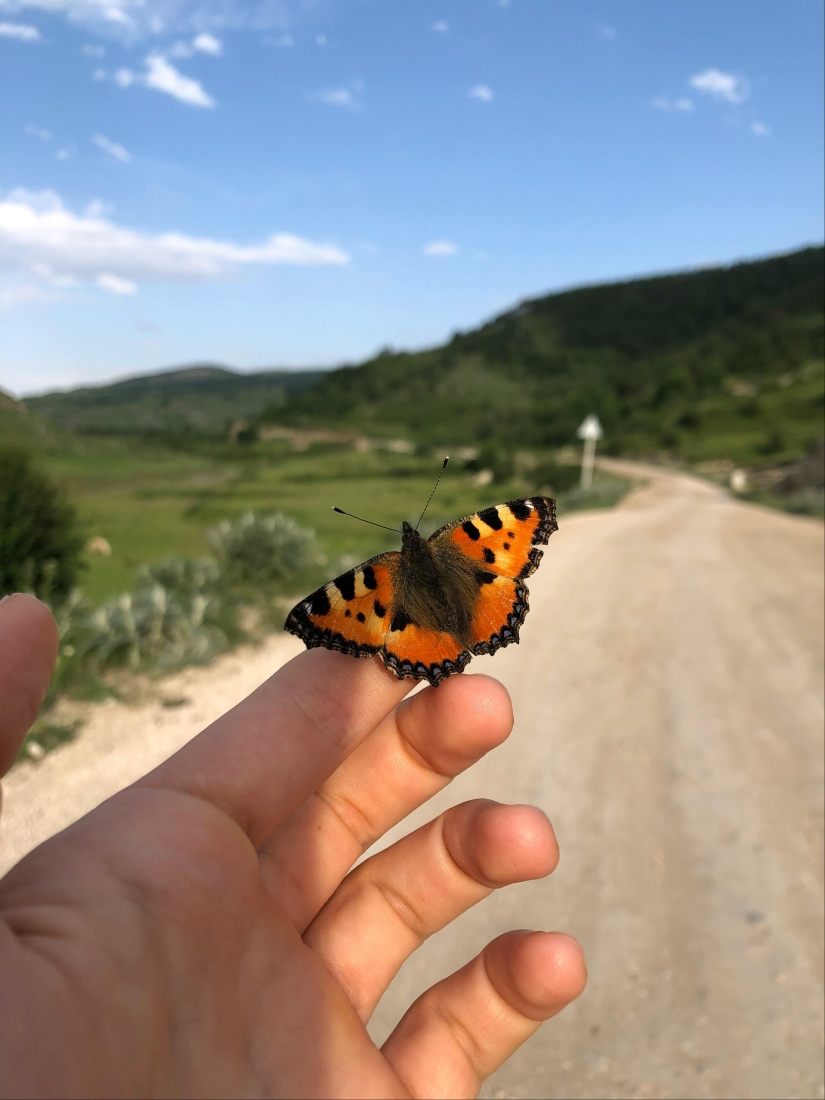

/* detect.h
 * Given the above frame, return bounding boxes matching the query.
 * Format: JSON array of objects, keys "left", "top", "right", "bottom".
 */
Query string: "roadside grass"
[
  {"left": 38, "top": 437, "right": 631, "bottom": 604},
  {"left": 14, "top": 439, "right": 632, "bottom": 767}
]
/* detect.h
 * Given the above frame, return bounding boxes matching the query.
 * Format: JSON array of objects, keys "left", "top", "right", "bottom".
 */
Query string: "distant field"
[{"left": 37, "top": 437, "right": 625, "bottom": 604}]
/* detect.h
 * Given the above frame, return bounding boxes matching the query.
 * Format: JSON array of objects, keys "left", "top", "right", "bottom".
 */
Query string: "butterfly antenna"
[
  {"left": 415, "top": 456, "right": 449, "bottom": 531},
  {"left": 331, "top": 507, "right": 400, "bottom": 534}
]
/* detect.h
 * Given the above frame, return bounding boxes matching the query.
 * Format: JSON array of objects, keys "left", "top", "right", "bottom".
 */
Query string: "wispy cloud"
[
  {"left": 82, "top": 42, "right": 104, "bottom": 55},
  {"left": 423, "top": 240, "right": 459, "bottom": 257},
  {"left": 310, "top": 80, "right": 364, "bottom": 110},
  {"left": 26, "top": 125, "right": 52, "bottom": 140},
  {"left": 596, "top": 23, "right": 616, "bottom": 40},
  {"left": 689, "top": 68, "right": 749, "bottom": 104},
  {"left": 2, "top": 0, "right": 136, "bottom": 30},
  {"left": 751, "top": 121, "right": 772, "bottom": 137},
  {"left": 653, "top": 96, "right": 694, "bottom": 113},
  {"left": 0, "top": 21, "right": 41, "bottom": 40},
  {"left": 103, "top": 54, "right": 215, "bottom": 106},
  {"left": 0, "top": 189, "right": 349, "bottom": 296},
  {"left": 96, "top": 272, "right": 136, "bottom": 294},
  {"left": 432, "top": 19, "right": 448, "bottom": 32},
  {"left": 0, "top": 0, "right": 296, "bottom": 39},
  {"left": 171, "top": 31, "right": 221, "bottom": 57},
  {"left": 315, "top": 33, "right": 327, "bottom": 46},
  {"left": 264, "top": 33, "right": 294, "bottom": 47},
  {"left": 93, "top": 132, "right": 131, "bottom": 162},
  {"left": 468, "top": 84, "right": 494, "bottom": 103},
  {"left": 145, "top": 54, "right": 214, "bottom": 106}
]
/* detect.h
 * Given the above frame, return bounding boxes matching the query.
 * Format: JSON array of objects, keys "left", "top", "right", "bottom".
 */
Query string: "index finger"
[{"left": 139, "top": 649, "right": 413, "bottom": 848}]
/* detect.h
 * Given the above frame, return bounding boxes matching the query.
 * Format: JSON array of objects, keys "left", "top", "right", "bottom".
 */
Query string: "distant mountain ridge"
[
  {"left": 19, "top": 246, "right": 825, "bottom": 466},
  {"left": 24, "top": 363, "right": 327, "bottom": 436},
  {"left": 258, "top": 244, "right": 824, "bottom": 466}
]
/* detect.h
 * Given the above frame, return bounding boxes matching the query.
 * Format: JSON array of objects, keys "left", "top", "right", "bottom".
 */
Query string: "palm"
[{"left": 0, "top": 595, "right": 585, "bottom": 1099}]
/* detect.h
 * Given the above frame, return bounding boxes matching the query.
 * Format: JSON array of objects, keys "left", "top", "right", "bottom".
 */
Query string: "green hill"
[
  {"left": 0, "top": 387, "right": 55, "bottom": 445},
  {"left": 24, "top": 364, "right": 326, "bottom": 437},
  {"left": 19, "top": 246, "right": 824, "bottom": 468},
  {"left": 260, "top": 245, "right": 824, "bottom": 466}
]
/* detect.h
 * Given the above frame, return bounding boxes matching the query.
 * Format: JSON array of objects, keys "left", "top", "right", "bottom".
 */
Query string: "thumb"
[{"left": 0, "top": 594, "right": 59, "bottom": 777}]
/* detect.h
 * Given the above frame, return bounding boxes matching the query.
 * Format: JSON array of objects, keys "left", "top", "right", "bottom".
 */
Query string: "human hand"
[{"left": 0, "top": 593, "right": 585, "bottom": 1099}]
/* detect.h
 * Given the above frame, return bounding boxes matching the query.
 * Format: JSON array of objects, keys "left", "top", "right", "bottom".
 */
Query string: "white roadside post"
[{"left": 577, "top": 414, "right": 603, "bottom": 491}]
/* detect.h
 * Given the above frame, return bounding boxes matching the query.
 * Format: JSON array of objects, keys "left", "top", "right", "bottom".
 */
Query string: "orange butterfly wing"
[
  {"left": 284, "top": 554, "right": 397, "bottom": 657},
  {"left": 429, "top": 496, "right": 557, "bottom": 656},
  {"left": 285, "top": 496, "right": 557, "bottom": 685}
]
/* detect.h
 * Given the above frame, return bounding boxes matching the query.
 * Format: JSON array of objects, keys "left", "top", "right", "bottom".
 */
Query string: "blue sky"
[{"left": 1, "top": 0, "right": 823, "bottom": 395}]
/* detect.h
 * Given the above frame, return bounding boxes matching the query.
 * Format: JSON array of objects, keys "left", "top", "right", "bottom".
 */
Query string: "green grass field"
[{"left": 37, "top": 436, "right": 628, "bottom": 604}]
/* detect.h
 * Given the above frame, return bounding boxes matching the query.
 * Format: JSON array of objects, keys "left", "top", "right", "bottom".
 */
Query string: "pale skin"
[{"left": 0, "top": 594, "right": 586, "bottom": 1098}]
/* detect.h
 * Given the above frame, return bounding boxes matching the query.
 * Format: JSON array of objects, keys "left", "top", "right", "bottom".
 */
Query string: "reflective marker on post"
[{"left": 577, "top": 414, "right": 603, "bottom": 490}]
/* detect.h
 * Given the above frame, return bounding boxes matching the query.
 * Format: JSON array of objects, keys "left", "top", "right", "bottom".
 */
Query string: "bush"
[
  {"left": 207, "top": 511, "right": 322, "bottom": 590},
  {"left": 84, "top": 585, "right": 228, "bottom": 671},
  {"left": 0, "top": 447, "right": 84, "bottom": 602},
  {"left": 464, "top": 443, "right": 515, "bottom": 484}
]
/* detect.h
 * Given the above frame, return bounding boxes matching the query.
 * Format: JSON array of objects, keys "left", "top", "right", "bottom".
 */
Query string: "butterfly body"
[{"left": 285, "top": 496, "right": 557, "bottom": 686}]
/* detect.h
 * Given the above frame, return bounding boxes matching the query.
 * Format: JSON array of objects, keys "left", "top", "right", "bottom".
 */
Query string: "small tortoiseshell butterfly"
[{"left": 285, "top": 459, "right": 557, "bottom": 686}]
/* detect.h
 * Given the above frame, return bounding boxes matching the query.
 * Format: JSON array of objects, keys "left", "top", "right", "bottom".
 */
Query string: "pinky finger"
[{"left": 382, "top": 930, "right": 586, "bottom": 1100}]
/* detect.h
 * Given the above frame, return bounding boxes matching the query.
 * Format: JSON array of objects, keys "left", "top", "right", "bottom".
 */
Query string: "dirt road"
[{"left": 2, "top": 466, "right": 823, "bottom": 1099}]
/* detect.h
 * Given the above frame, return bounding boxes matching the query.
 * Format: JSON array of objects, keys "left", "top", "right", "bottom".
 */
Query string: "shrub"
[
  {"left": 0, "top": 446, "right": 84, "bottom": 602},
  {"left": 207, "top": 511, "right": 322, "bottom": 590},
  {"left": 464, "top": 443, "right": 515, "bottom": 484},
  {"left": 83, "top": 581, "right": 228, "bottom": 671}
]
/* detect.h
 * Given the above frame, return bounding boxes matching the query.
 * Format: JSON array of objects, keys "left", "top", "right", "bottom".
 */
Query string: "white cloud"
[
  {"left": 751, "top": 121, "right": 772, "bottom": 137},
  {"left": 316, "top": 88, "right": 353, "bottom": 107},
  {"left": 26, "top": 125, "right": 52, "bottom": 140},
  {"left": 689, "top": 68, "right": 749, "bottom": 104},
  {"left": 97, "top": 53, "right": 216, "bottom": 106},
  {"left": 0, "top": 0, "right": 297, "bottom": 39},
  {"left": 315, "top": 33, "right": 326, "bottom": 45},
  {"left": 93, "top": 132, "right": 131, "bottom": 162},
  {"left": 310, "top": 81, "right": 364, "bottom": 110},
  {"left": 0, "top": 189, "right": 350, "bottom": 294},
  {"left": 55, "top": 148, "right": 70, "bottom": 160},
  {"left": 423, "top": 240, "right": 459, "bottom": 257},
  {"left": 143, "top": 54, "right": 215, "bottom": 106},
  {"left": 596, "top": 23, "right": 616, "bottom": 40},
  {"left": 653, "top": 96, "right": 694, "bottom": 113},
  {"left": 432, "top": 19, "right": 448, "bottom": 32},
  {"left": 266, "top": 32, "right": 293, "bottom": 46},
  {"left": 192, "top": 31, "right": 220, "bottom": 54},
  {"left": 468, "top": 84, "right": 494, "bottom": 102},
  {"left": 0, "top": 0, "right": 141, "bottom": 31},
  {"left": 82, "top": 42, "right": 104, "bottom": 54},
  {"left": 0, "top": 20, "right": 40, "bottom": 39},
  {"left": 96, "top": 272, "right": 136, "bottom": 294},
  {"left": 0, "top": 279, "right": 58, "bottom": 308}
]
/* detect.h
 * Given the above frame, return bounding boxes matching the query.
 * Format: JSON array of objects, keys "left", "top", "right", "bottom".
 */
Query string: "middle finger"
[{"left": 259, "top": 673, "right": 513, "bottom": 930}]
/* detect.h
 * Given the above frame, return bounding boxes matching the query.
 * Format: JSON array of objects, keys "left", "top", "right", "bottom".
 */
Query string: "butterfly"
[{"left": 285, "top": 461, "right": 557, "bottom": 686}]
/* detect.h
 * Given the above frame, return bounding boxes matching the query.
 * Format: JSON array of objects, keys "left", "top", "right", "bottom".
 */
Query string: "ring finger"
[{"left": 303, "top": 798, "right": 559, "bottom": 1021}]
